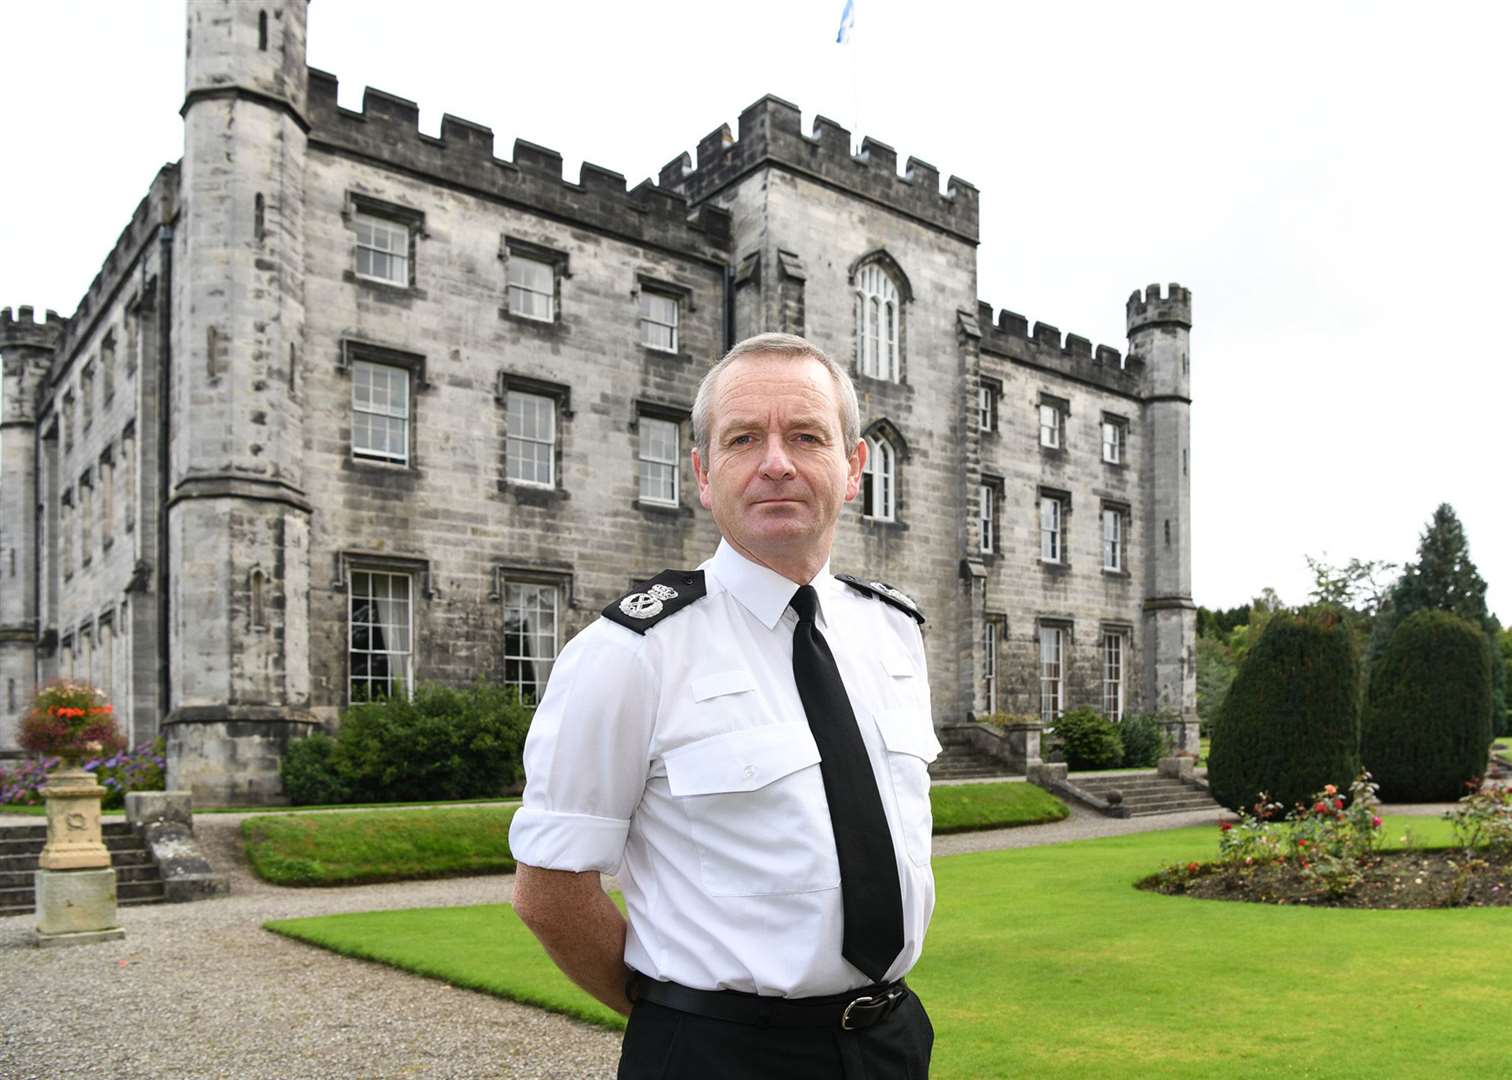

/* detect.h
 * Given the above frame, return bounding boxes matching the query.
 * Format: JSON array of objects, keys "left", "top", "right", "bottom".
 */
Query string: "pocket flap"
[
  {"left": 691, "top": 669, "right": 758, "bottom": 702},
  {"left": 881, "top": 652, "right": 916, "bottom": 678},
  {"left": 872, "top": 708, "right": 942, "bottom": 764},
  {"left": 664, "top": 725, "right": 821, "bottom": 796}
]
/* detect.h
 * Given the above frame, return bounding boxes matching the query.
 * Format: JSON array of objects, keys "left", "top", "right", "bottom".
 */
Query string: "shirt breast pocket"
[
  {"left": 871, "top": 707, "right": 942, "bottom": 868},
  {"left": 664, "top": 723, "right": 841, "bottom": 897}
]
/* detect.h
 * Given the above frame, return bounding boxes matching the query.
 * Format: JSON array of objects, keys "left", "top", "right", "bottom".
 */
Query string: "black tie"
[{"left": 789, "top": 584, "right": 905, "bottom": 981}]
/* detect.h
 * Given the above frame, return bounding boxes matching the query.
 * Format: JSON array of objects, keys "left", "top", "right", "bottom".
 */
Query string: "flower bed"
[{"left": 1140, "top": 774, "right": 1512, "bottom": 908}]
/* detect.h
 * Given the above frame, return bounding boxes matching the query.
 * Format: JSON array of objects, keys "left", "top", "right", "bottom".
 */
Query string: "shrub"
[
  {"left": 280, "top": 732, "right": 353, "bottom": 806},
  {"left": 88, "top": 740, "right": 167, "bottom": 810},
  {"left": 1053, "top": 708, "right": 1124, "bottom": 771},
  {"left": 1207, "top": 608, "right": 1361, "bottom": 814},
  {"left": 1446, "top": 784, "right": 1512, "bottom": 858},
  {"left": 1116, "top": 712, "right": 1171, "bottom": 768},
  {"left": 2, "top": 739, "right": 167, "bottom": 809},
  {"left": 281, "top": 679, "right": 533, "bottom": 805},
  {"left": 1362, "top": 609, "right": 1493, "bottom": 802},
  {"left": 18, "top": 679, "right": 124, "bottom": 764}
]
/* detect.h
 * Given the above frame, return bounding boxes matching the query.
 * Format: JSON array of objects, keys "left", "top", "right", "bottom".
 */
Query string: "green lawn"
[
  {"left": 930, "top": 780, "right": 1067, "bottom": 832},
  {"left": 242, "top": 782, "right": 1066, "bottom": 886},
  {"left": 243, "top": 805, "right": 520, "bottom": 886},
  {"left": 267, "top": 815, "right": 1511, "bottom": 1078}
]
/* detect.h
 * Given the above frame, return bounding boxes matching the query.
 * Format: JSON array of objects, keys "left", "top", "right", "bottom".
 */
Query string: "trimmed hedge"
[
  {"left": 1208, "top": 609, "right": 1361, "bottom": 814},
  {"left": 1362, "top": 609, "right": 1493, "bottom": 802},
  {"left": 1116, "top": 712, "right": 1171, "bottom": 769},
  {"left": 282, "top": 680, "right": 532, "bottom": 805},
  {"left": 1054, "top": 708, "right": 1124, "bottom": 771}
]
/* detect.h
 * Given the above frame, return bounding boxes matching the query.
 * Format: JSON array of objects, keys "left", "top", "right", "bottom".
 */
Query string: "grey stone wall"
[{"left": 0, "top": 0, "right": 1197, "bottom": 797}]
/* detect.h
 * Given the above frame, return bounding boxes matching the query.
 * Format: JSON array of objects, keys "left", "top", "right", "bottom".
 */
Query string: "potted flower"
[{"left": 19, "top": 680, "right": 125, "bottom": 871}]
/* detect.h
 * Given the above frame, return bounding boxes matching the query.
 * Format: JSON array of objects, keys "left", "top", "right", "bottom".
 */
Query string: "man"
[{"left": 509, "top": 332, "right": 940, "bottom": 1078}]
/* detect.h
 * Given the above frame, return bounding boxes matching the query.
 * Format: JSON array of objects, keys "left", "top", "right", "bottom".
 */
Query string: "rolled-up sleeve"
[{"left": 508, "top": 622, "right": 658, "bottom": 875}]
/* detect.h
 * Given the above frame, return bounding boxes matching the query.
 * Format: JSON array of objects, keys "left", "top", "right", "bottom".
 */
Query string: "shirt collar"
[{"left": 708, "top": 538, "right": 835, "bottom": 632}]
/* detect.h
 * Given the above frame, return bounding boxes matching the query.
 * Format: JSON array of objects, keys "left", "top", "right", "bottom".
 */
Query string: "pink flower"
[
  {"left": 1371, "top": 816, "right": 1382, "bottom": 828},
  {"left": 1313, "top": 802, "right": 1329, "bottom": 814},
  {"left": 1324, "top": 784, "right": 1338, "bottom": 796}
]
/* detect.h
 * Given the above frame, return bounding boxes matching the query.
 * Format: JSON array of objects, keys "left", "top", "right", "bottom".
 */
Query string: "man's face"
[{"left": 692, "top": 353, "right": 865, "bottom": 569}]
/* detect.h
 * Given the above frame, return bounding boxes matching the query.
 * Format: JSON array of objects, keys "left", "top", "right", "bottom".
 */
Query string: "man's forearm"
[{"left": 513, "top": 865, "right": 634, "bottom": 1016}]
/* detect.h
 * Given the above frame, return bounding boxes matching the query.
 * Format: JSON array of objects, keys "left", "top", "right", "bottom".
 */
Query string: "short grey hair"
[{"left": 692, "top": 333, "right": 862, "bottom": 460}]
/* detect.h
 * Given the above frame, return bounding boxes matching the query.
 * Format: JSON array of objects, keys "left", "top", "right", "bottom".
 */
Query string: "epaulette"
[
  {"left": 836, "top": 574, "right": 926, "bottom": 625},
  {"left": 601, "top": 569, "right": 707, "bottom": 635}
]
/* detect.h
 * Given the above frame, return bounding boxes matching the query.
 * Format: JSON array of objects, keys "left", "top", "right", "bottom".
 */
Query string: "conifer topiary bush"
[
  {"left": 1361, "top": 609, "right": 1492, "bottom": 802},
  {"left": 1208, "top": 609, "right": 1361, "bottom": 814},
  {"left": 1052, "top": 707, "right": 1124, "bottom": 771}
]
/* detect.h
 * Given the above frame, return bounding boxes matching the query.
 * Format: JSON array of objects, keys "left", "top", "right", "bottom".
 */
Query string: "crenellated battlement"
[
  {"left": 53, "top": 163, "right": 180, "bottom": 375},
  {"left": 0, "top": 306, "right": 67, "bottom": 354},
  {"left": 305, "top": 69, "right": 731, "bottom": 259},
  {"left": 658, "top": 96, "right": 979, "bottom": 242},
  {"left": 1126, "top": 282, "right": 1192, "bottom": 334},
  {"left": 974, "top": 300, "right": 1144, "bottom": 396}
]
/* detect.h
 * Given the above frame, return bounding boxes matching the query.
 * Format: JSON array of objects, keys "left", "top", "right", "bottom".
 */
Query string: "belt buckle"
[
  {"left": 840, "top": 993, "right": 881, "bottom": 1030},
  {"left": 840, "top": 986, "right": 903, "bottom": 1031}
]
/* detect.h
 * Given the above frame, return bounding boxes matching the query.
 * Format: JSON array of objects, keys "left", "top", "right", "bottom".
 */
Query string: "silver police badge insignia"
[{"left": 619, "top": 582, "right": 678, "bottom": 619}]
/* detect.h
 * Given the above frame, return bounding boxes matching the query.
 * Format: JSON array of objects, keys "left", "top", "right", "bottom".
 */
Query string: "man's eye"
[
  {"left": 795, "top": 433, "right": 820, "bottom": 444},
  {"left": 730, "top": 434, "right": 755, "bottom": 446}
]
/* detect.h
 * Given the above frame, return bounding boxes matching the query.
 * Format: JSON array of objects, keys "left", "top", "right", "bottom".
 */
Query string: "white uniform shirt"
[{"left": 508, "top": 539, "right": 941, "bottom": 997}]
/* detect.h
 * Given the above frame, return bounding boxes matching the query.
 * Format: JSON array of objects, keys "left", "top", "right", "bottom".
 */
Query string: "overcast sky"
[{"left": 2, "top": 0, "right": 1507, "bottom": 620}]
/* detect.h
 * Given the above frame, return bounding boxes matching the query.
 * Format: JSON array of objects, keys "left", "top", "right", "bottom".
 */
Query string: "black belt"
[{"left": 626, "top": 971, "right": 909, "bottom": 1030}]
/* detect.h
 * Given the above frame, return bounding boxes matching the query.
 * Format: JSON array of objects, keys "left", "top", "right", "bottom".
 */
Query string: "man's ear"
[
  {"left": 843, "top": 438, "right": 867, "bottom": 503},
  {"left": 693, "top": 447, "right": 714, "bottom": 510}
]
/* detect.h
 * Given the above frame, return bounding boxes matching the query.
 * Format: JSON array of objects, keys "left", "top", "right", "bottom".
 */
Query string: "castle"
[{"left": 0, "top": 0, "right": 1197, "bottom": 804}]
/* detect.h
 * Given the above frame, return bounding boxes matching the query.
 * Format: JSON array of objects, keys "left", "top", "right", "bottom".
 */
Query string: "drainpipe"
[
  {"left": 156, "top": 224, "right": 173, "bottom": 730},
  {"left": 722, "top": 266, "right": 735, "bottom": 353}
]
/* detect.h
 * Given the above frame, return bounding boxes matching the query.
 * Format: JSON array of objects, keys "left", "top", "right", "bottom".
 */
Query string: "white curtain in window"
[{"left": 863, "top": 435, "right": 895, "bottom": 519}]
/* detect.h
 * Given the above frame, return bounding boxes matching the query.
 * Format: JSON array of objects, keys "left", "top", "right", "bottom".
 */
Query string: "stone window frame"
[
  {"left": 859, "top": 418, "right": 909, "bottom": 527},
  {"left": 336, "top": 339, "right": 431, "bottom": 470},
  {"left": 98, "top": 442, "right": 115, "bottom": 551},
  {"left": 981, "top": 612, "right": 1007, "bottom": 718},
  {"left": 977, "top": 376, "right": 1002, "bottom": 436},
  {"left": 1100, "top": 498, "right": 1131, "bottom": 576},
  {"left": 1038, "top": 485, "right": 1072, "bottom": 569},
  {"left": 979, "top": 472, "right": 1005, "bottom": 558},
  {"left": 499, "top": 236, "right": 571, "bottom": 327},
  {"left": 101, "top": 329, "right": 117, "bottom": 404},
  {"left": 630, "top": 399, "right": 692, "bottom": 514},
  {"left": 343, "top": 563, "right": 417, "bottom": 706},
  {"left": 633, "top": 272, "right": 696, "bottom": 359},
  {"left": 79, "top": 466, "right": 94, "bottom": 567},
  {"left": 1037, "top": 617, "right": 1073, "bottom": 726},
  {"left": 1101, "top": 411, "right": 1129, "bottom": 467},
  {"left": 81, "top": 358, "right": 96, "bottom": 430},
  {"left": 342, "top": 192, "right": 428, "bottom": 295},
  {"left": 495, "top": 372, "right": 573, "bottom": 502},
  {"left": 1100, "top": 622, "right": 1134, "bottom": 723},
  {"left": 1038, "top": 392, "right": 1070, "bottom": 454},
  {"left": 62, "top": 388, "right": 76, "bottom": 452},
  {"left": 121, "top": 417, "right": 136, "bottom": 534},
  {"left": 60, "top": 484, "right": 74, "bottom": 581},
  {"left": 490, "top": 564, "right": 575, "bottom": 706},
  {"left": 849, "top": 249, "right": 913, "bottom": 385}
]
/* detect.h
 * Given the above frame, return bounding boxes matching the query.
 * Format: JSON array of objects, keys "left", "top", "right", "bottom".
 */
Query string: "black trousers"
[{"left": 616, "top": 988, "right": 933, "bottom": 1080}]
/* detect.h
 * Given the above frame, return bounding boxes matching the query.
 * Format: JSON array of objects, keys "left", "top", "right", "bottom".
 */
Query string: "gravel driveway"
[{"left": 0, "top": 798, "right": 1460, "bottom": 1079}]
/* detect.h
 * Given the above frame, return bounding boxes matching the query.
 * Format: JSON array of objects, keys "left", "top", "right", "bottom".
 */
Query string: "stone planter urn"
[{"left": 34, "top": 762, "right": 124, "bottom": 948}]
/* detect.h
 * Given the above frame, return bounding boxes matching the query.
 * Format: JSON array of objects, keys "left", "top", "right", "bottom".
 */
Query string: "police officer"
[{"left": 509, "top": 332, "right": 940, "bottom": 1078}]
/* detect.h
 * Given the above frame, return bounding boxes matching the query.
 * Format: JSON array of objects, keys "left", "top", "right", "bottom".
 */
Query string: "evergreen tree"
[{"left": 1370, "top": 503, "right": 1506, "bottom": 736}]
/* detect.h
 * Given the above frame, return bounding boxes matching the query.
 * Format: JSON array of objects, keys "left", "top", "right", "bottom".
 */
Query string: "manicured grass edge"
[{"left": 263, "top": 906, "right": 627, "bottom": 1031}]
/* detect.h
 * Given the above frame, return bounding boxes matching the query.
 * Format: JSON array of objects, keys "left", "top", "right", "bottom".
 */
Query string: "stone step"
[{"left": 0, "top": 859, "right": 163, "bottom": 891}]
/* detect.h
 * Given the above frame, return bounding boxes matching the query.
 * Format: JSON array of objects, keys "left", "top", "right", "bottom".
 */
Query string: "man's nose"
[{"left": 758, "top": 435, "right": 796, "bottom": 479}]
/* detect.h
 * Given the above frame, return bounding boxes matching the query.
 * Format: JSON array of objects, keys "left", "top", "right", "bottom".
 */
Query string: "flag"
[{"left": 835, "top": 0, "right": 855, "bottom": 44}]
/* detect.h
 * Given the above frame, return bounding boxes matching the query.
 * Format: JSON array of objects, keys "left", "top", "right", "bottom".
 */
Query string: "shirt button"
[{"left": 742, "top": 764, "right": 756, "bottom": 779}]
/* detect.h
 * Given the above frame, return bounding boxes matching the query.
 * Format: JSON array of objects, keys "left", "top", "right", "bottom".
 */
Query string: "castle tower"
[
  {"left": 1128, "top": 284, "right": 1198, "bottom": 752},
  {"left": 167, "top": 0, "right": 316, "bottom": 802},
  {"left": 0, "top": 307, "right": 65, "bottom": 750}
]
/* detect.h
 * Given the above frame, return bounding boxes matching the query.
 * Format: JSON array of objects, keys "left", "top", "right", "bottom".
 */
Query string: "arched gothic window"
[
  {"left": 855, "top": 263, "right": 900, "bottom": 382},
  {"left": 862, "top": 434, "right": 895, "bottom": 520}
]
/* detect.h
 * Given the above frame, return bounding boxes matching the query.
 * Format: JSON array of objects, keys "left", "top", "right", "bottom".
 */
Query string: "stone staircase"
[
  {"left": 929, "top": 728, "right": 1015, "bottom": 781},
  {"left": 0, "top": 821, "right": 166, "bottom": 918},
  {"left": 1071, "top": 772, "right": 1220, "bottom": 817}
]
